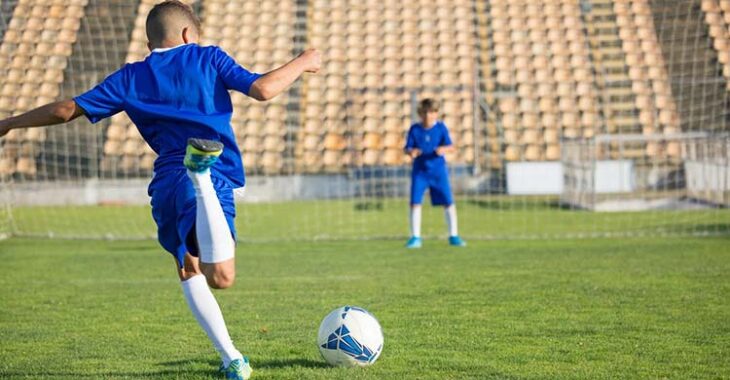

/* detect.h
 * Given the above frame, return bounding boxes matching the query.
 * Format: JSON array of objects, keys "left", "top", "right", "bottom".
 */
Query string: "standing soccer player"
[
  {"left": 0, "top": 1, "right": 320, "bottom": 379},
  {"left": 404, "top": 98, "right": 466, "bottom": 249}
]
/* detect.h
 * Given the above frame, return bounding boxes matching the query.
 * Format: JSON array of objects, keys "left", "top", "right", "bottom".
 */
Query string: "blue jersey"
[
  {"left": 405, "top": 121, "right": 453, "bottom": 174},
  {"left": 74, "top": 43, "right": 262, "bottom": 188}
]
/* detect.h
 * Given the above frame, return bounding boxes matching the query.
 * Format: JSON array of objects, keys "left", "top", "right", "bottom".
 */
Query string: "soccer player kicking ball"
[
  {"left": 0, "top": 1, "right": 320, "bottom": 379},
  {"left": 404, "top": 98, "right": 466, "bottom": 249}
]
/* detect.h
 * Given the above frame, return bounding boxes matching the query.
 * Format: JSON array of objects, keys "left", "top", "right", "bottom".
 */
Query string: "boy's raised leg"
[{"left": 184, "top": 138, "right": 237, "bottom": 288}]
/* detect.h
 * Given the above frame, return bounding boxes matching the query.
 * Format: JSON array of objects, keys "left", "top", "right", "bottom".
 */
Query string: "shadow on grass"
[
  {"left": 466, "top": 198, "right": 563, "bottom": 210},
  {"left": 159, "top": 358, "right": 220, "bottom": 367},
  {"left": 668, "top": 223, "right": 730, "bottom": 236},
  {"left": 256, "top": 357, "right": 330, "bottom": 369},
  {"left": 106, "top": 244, "right": 159, "bottom": 252},
  {"left": 0, "top": 369, "right": 217, "bottom": 379}
]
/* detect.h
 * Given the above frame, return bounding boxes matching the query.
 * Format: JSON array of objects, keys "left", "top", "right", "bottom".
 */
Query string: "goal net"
[
  {"left": 562, "top": 133, "right": 729, "bottom": 235},
  {"left": 0, "top": 0, "right": 728, "bottom": 241}
]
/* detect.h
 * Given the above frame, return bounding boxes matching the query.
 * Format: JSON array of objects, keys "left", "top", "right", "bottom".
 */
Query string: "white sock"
[
  {"left": 410, "top": 205, "right": 422, "bottom": 238},
  {"left": 181, "top": 274, "right": 242, "bottom": 367},
  {"left": 445, "top": 204, "right": 458, "bottom": 237},
  {"left": 187, "top": 170, "right": 235, "bottom": 264}
]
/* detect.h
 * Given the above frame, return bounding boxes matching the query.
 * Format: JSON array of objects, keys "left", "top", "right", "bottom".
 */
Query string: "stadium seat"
[
  {"left": 0, "top": 157, "right": 15, "bottom": 177},
  {"left": 322, "top": 150, "right": 341, "bottom": 169},
  {"left": 545, "top": 144, "right": 560, "bottom": 161},
  {"left": 361, "top": 149, "right": 380, "bottom": 166},
  {"left": 103, "top": 140, "right": 122, "bottom": 156},
  {"left": 383, "top": 149, "right": 403, "bottom": 166},
  {"left": 323, "top": 133, "right": 347, "bottom": 151},
  {"left": 504, "top": 145, "right": 521, "bottom": 161},
  {"left": 139, "top": 154, "right": 155, "bottom": 171},
  {"left": 24, "top": 128, "right": 45, "bottom": 142},
  {"left": 15, "top": 157, "right": 37, "bottom": 177}
]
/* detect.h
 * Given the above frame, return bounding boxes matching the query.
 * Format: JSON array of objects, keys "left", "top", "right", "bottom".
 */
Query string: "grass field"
[
  {"left": 1, "top": 235, "right": 729, "bottom": 379},
  {"left": 7, "top": 197, "right": 730, "bottom": 240}
]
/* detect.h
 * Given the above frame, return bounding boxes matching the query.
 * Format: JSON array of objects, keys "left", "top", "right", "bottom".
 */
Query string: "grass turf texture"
[
  {"left": 1, "top": 237, "right": 729, "bottom": 379},
  {"left": 7, "top": 197, "right": 730, "bottom": 240}
]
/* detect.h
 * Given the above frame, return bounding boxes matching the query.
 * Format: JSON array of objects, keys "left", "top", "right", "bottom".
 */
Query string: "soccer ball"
[{"left": 317, "top": 306, "right": 384, "bottom": 367}]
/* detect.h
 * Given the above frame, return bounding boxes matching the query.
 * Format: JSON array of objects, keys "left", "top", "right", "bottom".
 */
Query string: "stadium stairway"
[
  {"left": 44, "top": 0, "right": 140, "bottom": 180},
  {"left": 655, "top": 0, "right": 729, "bottom": 133},
  {"left": 582, "top": 0, "right": 640, "bottom": 136},
  {"left": 0, "top": 1, "right": 20, "bottom": 43}
]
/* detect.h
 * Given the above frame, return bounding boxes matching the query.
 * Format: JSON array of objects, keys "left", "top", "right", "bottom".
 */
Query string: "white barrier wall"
[{"left": 507, "top": 161, "right": 635, "bottom": 195}]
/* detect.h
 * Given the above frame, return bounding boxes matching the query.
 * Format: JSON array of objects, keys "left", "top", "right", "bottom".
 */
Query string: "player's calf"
[{"left": 185, "top": 138, "right": 237, "bottom": 279}]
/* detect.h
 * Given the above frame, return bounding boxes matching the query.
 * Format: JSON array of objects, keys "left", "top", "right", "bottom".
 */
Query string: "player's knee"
[{"left": 207, "top": 270, "right": 235, "bottom": 289}]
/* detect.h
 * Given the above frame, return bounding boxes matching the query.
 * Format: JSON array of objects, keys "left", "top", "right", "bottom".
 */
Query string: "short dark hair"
[
  {"left": 146, "top": 1, "right": 201, "bottom": 46},
  {"left": 418, "top": 98, "right": 440, "bottom": 114}
]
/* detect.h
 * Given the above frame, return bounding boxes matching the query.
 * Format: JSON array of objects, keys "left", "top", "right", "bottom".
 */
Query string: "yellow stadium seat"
[
  {"left": 504, "top": 145, "right": 521, "bottom": 161},
  {"left": 383, "top": 148, "right": 403, "bottom": 166},
  {"left": 15, "top": 157, "right": 37, "bottom": 177},
  {"left": 122, "top": 139, "right": 143, "bottom": 156},
  {"left": 302, "top": 134, "right": 319, "bottom": 150},
  {"left": 363, "top": 132, "right": 382, "bottom": 149},
  {"left": 545, "top": 144, "right": 560, "bottom": 160},
  {"left": 361, "top": 149, "right": 380, "bottom": 166},
  {"left": 0, "top": 157, "right": 15, "bottom": 177},
  {"left": 264, "top": 135, "right": 285, "bottom": 152},
  {"left": 323, "top": 150, "right": 341, "bottom": 168},
  {"left": 103, "top": 139, "right": 122, "bottom": 156}
]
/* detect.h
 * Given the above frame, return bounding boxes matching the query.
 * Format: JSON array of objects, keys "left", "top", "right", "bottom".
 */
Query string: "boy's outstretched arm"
[
  {"left": 0, "top": 99, "right": 85, "bottom": 138},
  {"left": 249, "top": 49, "right": 321, "bottom": 101}
]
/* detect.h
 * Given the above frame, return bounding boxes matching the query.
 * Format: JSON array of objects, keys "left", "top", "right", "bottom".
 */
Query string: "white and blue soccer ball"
[{"left": 317, "top": 306, "right": 384, "bottom": 367}]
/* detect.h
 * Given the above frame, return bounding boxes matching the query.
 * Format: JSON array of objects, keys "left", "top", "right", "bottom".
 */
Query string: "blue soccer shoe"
[
  {"left": 448, "top": 236, "right": 466, "bottom": 247},
  {"left": 219, "top": 357, "right": 252, "bottom": 380},
  {"left": 405, "top": 236, "right": 422, "bottom": 249}
]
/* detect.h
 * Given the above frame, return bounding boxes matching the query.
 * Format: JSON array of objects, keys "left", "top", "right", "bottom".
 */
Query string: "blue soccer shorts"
[
  {"left": 410, "top": 169, "right": 454, "bottom": 206},
  {"left": 148, "top": 170, "right": 237, "bottom": 267}
]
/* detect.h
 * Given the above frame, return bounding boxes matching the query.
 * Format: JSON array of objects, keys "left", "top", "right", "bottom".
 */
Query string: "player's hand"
[
  {"left": 300, "top": 49, "right": 321, "bottom": 73},
  {"left": 435, "top": 146, "right": 453, "bottom": 156},
  {"left": 409, "top": 148, "right": 421, "bottom": 158}
]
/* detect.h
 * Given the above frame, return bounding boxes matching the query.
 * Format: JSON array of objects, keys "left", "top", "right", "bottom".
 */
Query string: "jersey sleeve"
[
  {"left": 73, "top": 67, "right": 127, "bottom": 123},
  {"left": 439, "top": 123, "right": 453, "bottom": 146},
  {"left": 404, "top": 126, "right": 417, "bottom": 150},
  {"left": 212, "top": 47, "right": 263, "bottom": 96}
]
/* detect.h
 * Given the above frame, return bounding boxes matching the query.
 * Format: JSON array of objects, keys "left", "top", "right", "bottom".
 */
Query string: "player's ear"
[
  {"left": 182, "top": 27, "right": 198, "bottom": 44},
  {"left": 182, "top": 27, "right": 190, "bottom": 44}
]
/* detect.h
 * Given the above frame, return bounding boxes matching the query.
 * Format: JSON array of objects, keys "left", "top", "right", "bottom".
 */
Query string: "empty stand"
[
  {"left": 0, "top": 0, "right": 87, "bottom": 179},
  {"left": 484, "top": 0, "right": 598, "bottom": 162},
  {"left": 1, "top": 0, "right": 713, "bottom": 183},
  {"left": 203, "top": 0, "right": 296, "bottom": 175},
  {"left": 298, "top": 0, "right": 481, "bottom": 173}
]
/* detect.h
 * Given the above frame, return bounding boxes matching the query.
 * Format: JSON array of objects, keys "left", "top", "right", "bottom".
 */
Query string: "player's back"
[{"left": 75, "top": 43, "right": 261, "bottom": 187}]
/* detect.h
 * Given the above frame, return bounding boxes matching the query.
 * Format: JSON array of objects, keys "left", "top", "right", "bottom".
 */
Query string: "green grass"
[
  {"left": 7, "top": 197, "right": 730, "bottom": 240},
  {"left": 1, "top": 236, "right": 729, "bottom": 379}
]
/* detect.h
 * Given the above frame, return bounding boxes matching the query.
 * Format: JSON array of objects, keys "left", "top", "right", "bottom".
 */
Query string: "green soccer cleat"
[
  {"left": 184, "top": 138, "right": 224, "bottom": 172},
  {"left": 219, "top": 357, "right": 252, "bottom": 380}
]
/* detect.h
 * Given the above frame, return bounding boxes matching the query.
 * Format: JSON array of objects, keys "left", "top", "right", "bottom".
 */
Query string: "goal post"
[
  {"left": 0, "top": 174, "right": 12, "bottom": 239},
  {"left": 561, "top": 132, "right": 729, "bottom": 235}
]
